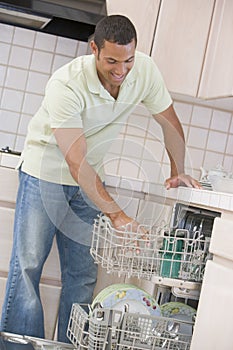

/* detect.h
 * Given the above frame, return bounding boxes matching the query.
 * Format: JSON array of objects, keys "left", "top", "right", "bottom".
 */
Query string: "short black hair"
[{"left": 93, "top": 15, "right": 137, "bottom": 51}]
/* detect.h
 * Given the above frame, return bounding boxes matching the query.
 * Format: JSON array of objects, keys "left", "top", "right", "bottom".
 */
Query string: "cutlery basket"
[
  {"left": 67, "top": 303, "right": 193, "bottom": 350},
  {"left": 90, "top": 215, "right": 211, "bottom": 289}
]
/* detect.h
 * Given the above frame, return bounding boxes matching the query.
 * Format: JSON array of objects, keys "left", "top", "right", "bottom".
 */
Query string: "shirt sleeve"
[
  {"left": 44, "top": 79, "right": 84, "bottom": 129},
  {"left": 141, "top": 59, "right": 173, "bottom": 115}
]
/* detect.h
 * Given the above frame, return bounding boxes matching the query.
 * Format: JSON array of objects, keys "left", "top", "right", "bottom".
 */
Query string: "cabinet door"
[
  {"left": 151, "top": 0, "right": 214, "bottom": 96},
  {"left": 198, "top": 0, "right": 233, "bottom": 98},
  {"left": 0, "top": 207, "right": 14, "bottom": 273},
  {"left": 106, "top": 0, "right": 160, "bottom": 55},
  {"left": 191, "top": 260, "right": 233, "bottom": 350}
]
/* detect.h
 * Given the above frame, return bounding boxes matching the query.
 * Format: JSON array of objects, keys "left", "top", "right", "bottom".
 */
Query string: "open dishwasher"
[{"left": 67, "top": 202, "right": 220, "bottom": 349}]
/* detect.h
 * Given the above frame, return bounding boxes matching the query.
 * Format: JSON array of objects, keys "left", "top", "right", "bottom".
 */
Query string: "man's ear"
[{"left": 90, "top": 41, "right": 98, "bottom": 55}]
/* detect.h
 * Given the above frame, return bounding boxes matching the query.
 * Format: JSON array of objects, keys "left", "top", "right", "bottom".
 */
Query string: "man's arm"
[
  {"left": 52, "top": 127, "right": 136, "bottom": 228},
  {"left": 153, "top": 104, "right": 201, "bottom": 189}
]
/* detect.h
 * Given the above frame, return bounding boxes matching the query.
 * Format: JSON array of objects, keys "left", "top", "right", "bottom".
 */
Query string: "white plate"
[{"left": 92, "top": 283, "right": 161, "bottom": 318}]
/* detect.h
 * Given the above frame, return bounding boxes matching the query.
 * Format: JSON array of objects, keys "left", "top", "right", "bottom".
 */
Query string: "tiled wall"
[{"left": 0, "top": 23, "right": 233, "bottom": 184}]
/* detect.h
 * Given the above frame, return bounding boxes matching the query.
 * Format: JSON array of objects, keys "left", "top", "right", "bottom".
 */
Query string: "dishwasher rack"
[
  {"left": 67, "top": 303, "right": 193, "bottom": 350},
  {"left": 90, "top": 215, "right": 212, "bottom": 290}
]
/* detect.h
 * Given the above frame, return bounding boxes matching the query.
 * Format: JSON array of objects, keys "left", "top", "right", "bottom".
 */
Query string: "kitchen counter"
[
  {"left": 0, "top": 152, "right": 232, "bottom": 214},
  {"left": 105, "top": 174, "right": 233, "bottom": 215}
]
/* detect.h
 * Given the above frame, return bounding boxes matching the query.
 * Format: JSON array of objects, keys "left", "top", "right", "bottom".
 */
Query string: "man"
[{"left": 0, "top": 15, "right": 201, "bottom": 343}]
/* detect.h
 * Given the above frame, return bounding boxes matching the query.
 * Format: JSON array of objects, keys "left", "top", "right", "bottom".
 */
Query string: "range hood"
[{"left": 0, "top": 0, "right": 107, "bottom": 42}]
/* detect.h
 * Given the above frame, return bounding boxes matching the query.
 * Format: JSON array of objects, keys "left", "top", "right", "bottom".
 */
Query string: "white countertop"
[
  {"left": 1, "top": 152, "right": 232, "bottom": 213},
  {"left": 105, "top": 174, "right": 233, "bottom": 213}
]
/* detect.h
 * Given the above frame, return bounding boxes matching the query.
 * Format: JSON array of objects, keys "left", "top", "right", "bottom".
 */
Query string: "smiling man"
[{"left": 0, "top": 15, "right": 201, "bottom": 343}]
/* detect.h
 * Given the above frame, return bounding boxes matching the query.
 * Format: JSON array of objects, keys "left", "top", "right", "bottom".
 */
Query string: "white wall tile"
[
  {"left": 0, "top": 110, "right": 19, "bottom": 133},
  {"left": 52, "top": 55, "right": 73, "bottom": 72},
  {"left": 230, "top": 117, "right": 233, "bottom": 133},
  {"left": 203, "top": 151, "right": 224, "bottom": 170},
  {"left": 5, "top": 67, "right": 28, "bottom": 90},
  {"left": 26, "top": 71, "right": 49, "bottom": 94},
  {"left": 118, "top": 158, "right": 141, "bottom": 178},
  {"left": 15, "top": 135, "right": 26, "bottom": 151},
  {"left": 34, "top": 32, "right": 57, "bottom": 52},
  {"left": 121, "top": 136, "right": 144, "bottom": 159},
  {"left": 158, "top": 163, "right": 170, "bottom": 182},
  {"left": 142, "top": 139, "right": 164, "bottom": 162},
  {"left": 211, "top": 110, "right": 231, "bottom": 132},
  {"left": 223, "top": 155, "right": 233, "bottom": 173},
  {"left": 0, "top": 132, "right": 16, "bottom": 149},
  {"left": 13, "top": 27, "right": 35, "bottom": 47},
  {"left": 0, "top": 43, "right": 11, "bottom": 64},
  {"left": 191, "top": 105, "right": 212, "bottom": 128},
  {"left": 186, "top": 147, "right": 205, "bottom": 170},
  {"left": 226, "top": 134, "right": 233, "bottom": 155},
  {"left": 30, "top": 50, "right": 53, "bottom": 73},
  {"left": 18, "top": 114, "right": 32, "bottom": 135},
  {"left": 126, "top": 114, "right": 149, "bottom": 138},
  {"left": 56, "top": 36, "right": 78, "bottom": 56},
  {"left": 9, "top": 46, "right": 32, "bottom": 69},
  {"left": 0, "top": 65, "right": 6, "bottom": 86},
  {"left": 22, "top": 93, "right": 43, "bottom": 114},
  {"left": 139, "top": 159, "right": 161, "bottom": 183},
  {"left": 1, "top": 89, "right": 24, "bottom": 112},
  {"left": 76, "top": 41, "right": 89, "bottom": 56},
  {"left": 173, "top": 101, "right": 193, "bottom": 124},
  {"left": 147, "top": 117, "right": 163, "bottom": 140},
  {"left": 207, "top": 131, "right": 227, "bottom": 153},
  {"left": 187, "top": 127, "right": 208, "bottom": 149},
  {"left": 0, "top": 23, "right": 14, "bottom": 43}
]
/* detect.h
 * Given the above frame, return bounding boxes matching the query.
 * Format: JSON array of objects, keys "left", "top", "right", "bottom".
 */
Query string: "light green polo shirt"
[{"left": 19, "top": 51, "right": 172, "bottom": 185}]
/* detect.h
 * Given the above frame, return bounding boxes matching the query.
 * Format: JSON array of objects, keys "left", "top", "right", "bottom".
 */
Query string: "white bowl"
[{"left": 209, "top": 176, "right": 233, "bottom": 194}]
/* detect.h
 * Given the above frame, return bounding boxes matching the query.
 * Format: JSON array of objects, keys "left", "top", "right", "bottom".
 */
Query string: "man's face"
[{"left": 91, "top": 39, "right": 136, "bottom": 89}]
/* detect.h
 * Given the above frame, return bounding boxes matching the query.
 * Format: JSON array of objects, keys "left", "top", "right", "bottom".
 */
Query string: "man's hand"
[
  {"left": 165, "top": 173, "right": 202, "bottom": 189},
  {"left": 109, "top": 211, "right": 149, "bottom": 253}
]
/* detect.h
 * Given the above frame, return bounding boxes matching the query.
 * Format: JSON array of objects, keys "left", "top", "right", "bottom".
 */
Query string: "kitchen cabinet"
[
  {"left": 190, "top": 217, "right": 233, "bottom": 349},
  {"left": 151, "top": 0, "right": 215, "bottom": 97},
  {"left": 198, "top": 0, "right": 233, "bottom": 99},
  {"left": 0, "top": 207, "right": 14, "bottom": 273},
  {"left": 106, "top": 0, "right": 161, "bottom": 55}
]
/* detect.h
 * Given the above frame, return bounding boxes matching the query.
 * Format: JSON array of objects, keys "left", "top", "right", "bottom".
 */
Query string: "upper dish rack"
[{"left": 90, "top": 215, "right": 212, "bottom": 290}]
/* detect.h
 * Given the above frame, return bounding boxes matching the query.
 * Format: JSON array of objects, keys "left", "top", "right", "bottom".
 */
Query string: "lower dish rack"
[
  {"left": 90, "top": 215, "right": 212, "bottom": 290},
  {"left": 67, "top": 303, "right": 193, "bottom": 350}
]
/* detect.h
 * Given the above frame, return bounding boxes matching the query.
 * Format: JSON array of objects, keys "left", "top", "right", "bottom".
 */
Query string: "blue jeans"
[{"left": 0, "top": 169, "right": 100, "bottom": 342}]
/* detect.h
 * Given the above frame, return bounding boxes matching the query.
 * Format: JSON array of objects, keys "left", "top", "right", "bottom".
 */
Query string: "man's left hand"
[{"left": 165, "top": 173, "right": 202, "bottom": 189}]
